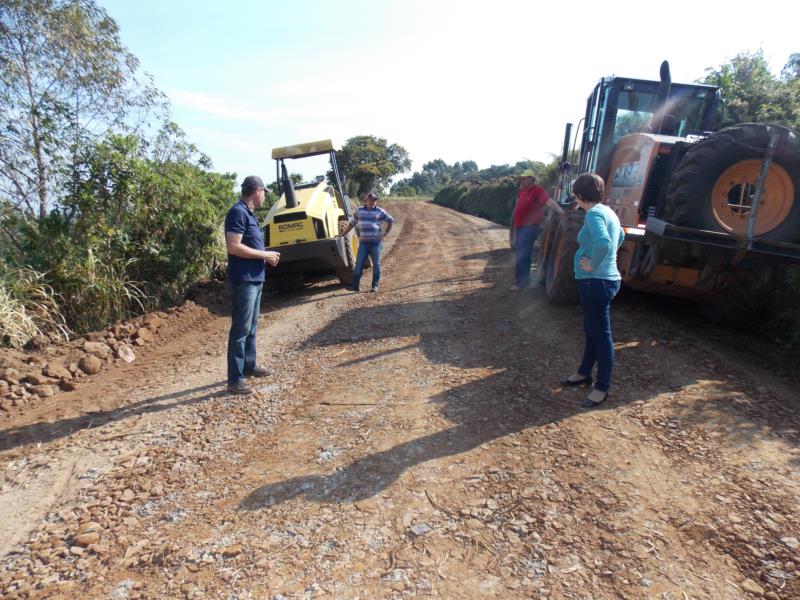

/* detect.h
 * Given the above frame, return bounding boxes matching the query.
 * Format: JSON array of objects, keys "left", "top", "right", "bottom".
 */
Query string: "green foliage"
[
  {"left": 432, "top": 155, "right": 564, "bottom": 226},
  {"left": 391, "top": 185, "right": 418, "bottom": 197},
  {"left": 702, "top": 50, "right": 800, "bottom": 130},
  {"left": 391, "top": 159, "right": 478, "bottom": 196},
  {"left": 433, "top": 177, "right": 519, "bottom": 226},
  {"left": 393, "top": 158, "right": 560, "bottom": 198},
  {"left": 2, "top": 126, "right": 237, "bottom": 332},
  {"left": 0, "top": 0, "right": 240, "bottom": 339},
  {"left": 0, "top": 0, "right": 165, "bottom": 218},
  {"left": 336, "top": 135, "right": 411, "bottom": 197}
]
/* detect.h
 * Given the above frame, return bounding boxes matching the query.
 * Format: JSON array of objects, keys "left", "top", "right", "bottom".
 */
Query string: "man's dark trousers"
[{"left": 227, "top": 280, "right": 263, "bottom": 385}]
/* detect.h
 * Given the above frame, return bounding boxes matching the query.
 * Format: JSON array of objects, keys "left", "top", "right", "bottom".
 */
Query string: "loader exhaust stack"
[{"left": 281, "top": 162, "right": 298, "bottom": 208}]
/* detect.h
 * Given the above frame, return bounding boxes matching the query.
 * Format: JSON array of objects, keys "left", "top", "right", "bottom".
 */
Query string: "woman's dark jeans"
[
  {"left": 577, "top": 278, "right": 621, "bottom": 392},
  {"left": 227, "top": 280, "right": 263, "bottom": 385}
]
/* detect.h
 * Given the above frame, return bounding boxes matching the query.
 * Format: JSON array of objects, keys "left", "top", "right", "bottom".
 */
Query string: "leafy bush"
[
  {"left": 433, "top": 177, "right": 518, "bottom": 226},
  {"left": 2, "top": 129, "right": 237, "bottom": 334}
]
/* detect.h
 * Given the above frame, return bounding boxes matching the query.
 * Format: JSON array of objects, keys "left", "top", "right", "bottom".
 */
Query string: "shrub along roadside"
[
  {"left": 0, "top": 265, "right": 69, "bottom": 348},
  {"left": 433, "top": 177, "right": 518, "bottom": 226},
  {"left": 1, "top": 131, "right": 237, "bottom": 338}
]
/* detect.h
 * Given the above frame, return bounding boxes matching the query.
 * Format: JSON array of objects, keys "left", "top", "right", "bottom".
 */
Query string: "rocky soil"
[{"left": 1, "top": 201, "right": 799, "bottom": 599}]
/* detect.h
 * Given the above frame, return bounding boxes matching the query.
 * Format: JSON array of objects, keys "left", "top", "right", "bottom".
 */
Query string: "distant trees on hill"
[{"left": 391, "top": 158, "right": 560, "bottom": 197}]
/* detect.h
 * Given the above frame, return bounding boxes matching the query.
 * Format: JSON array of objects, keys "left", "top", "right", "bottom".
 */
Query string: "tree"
[
  {"left": 0, "top": 0, "right": 164, "bottom": 218},
  {"left": 702, "top": 50, "right": 800, "bottom": 130},
  {"left": 5, "top": 124, "right": 237, "bottom": 331},
  {"left": 336, "top": 135, "right": 411, "bottom": 197},
  {"left": 390, "top": 158, "right": 481, "bottom": 196}
]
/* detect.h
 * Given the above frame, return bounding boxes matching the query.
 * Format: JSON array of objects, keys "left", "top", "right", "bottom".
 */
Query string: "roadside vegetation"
[{"left": 0, "top": 2, "right": 411, "bottom": 347}]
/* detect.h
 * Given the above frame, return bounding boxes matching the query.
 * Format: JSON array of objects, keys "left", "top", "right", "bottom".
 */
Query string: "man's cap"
[
  {"left": 364, "top": 191, "right": 379, "bottom": 200},
  {"left": 241, "top": 175, "right": 266, "bottom": 195},
  {"left": 519, "top": 169, "right": 536, "bottom": 179}
]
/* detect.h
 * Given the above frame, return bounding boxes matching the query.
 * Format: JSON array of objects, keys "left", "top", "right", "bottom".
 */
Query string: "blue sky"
[{"left": 102, "top": 0, "right": 797, "bottom": 189}]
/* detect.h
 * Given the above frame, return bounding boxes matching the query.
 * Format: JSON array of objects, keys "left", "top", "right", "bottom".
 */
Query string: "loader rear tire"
[
  {"left": 665, "top": 123, "right": 800, "bottom": 242},
  {"left": 543, "top": 211, "right": 584, "bottom": 305},
  {"left": 532, "top": 211, "right": 557, "bottom": 288}
]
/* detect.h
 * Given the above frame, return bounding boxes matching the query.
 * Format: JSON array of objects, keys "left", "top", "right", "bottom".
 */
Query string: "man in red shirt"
[{"left": 510, "top": 170, "right": 564, "bottom": 290}]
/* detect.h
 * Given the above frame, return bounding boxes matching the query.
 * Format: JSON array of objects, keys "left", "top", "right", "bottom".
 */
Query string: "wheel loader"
[
  {"left": 263, "top": 139, "right": 361, "bottom": 289},
  {"left": 536, "top": 61, "right": 800, "bottom": 319}
]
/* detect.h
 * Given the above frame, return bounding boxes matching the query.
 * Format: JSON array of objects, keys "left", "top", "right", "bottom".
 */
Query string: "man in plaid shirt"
[{"left": 340, "top": 192, "right": 394, "bottom": 292}]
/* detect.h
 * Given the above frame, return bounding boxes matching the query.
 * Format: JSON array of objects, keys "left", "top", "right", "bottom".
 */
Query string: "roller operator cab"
[
  {"left": 537, "top": 61, "right": 800, "bottom": 318},
  {"left": 263, "top": 139, "right": 361, "bottom": 289}
]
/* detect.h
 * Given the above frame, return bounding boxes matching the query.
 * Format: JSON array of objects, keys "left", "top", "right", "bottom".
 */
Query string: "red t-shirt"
[{"left": 513, "top": 184, "right": 549, "bottom": 227}]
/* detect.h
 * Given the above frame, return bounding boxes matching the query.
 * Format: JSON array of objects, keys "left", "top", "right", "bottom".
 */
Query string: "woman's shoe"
[
  {"left": 582, "top": 391, "right": 608, "bottom": 408},
  {"left": 560, "top": 375, "right": 592, "bottom": 387}
]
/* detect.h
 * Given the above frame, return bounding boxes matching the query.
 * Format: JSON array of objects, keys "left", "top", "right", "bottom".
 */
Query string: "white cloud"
[{"left": 168, "top": 89, "right": 279, "bottom": 123}]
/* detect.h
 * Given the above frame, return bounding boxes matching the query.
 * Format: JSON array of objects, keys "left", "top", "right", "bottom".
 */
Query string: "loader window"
[
  {"left": 613, "top": 88, "right": 657, "bottom": 141},
  {"left": 612, "top": 87, "right": 712, "bottom": 141},
  {"left": 614, "top": 109, "right": 653, "bottom": 139}
]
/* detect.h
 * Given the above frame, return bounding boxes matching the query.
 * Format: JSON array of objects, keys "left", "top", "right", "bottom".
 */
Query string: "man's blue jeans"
[
  {"left": 577, "top": 278, "right": 621, "bottom": 392},
  {"left": 352, "top": 240, "right": 382, "bottom": 290},
  {"left": 514, "top": 224, "right": 541, "bottom": 287},
  {"left": 227, "top": 280, "right": 263, "bottom": 385}
]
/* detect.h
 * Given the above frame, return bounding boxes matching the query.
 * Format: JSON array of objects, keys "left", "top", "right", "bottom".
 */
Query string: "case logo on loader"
[
  {"left": 278, "top": 222, "right": 304, "bottom": 232},
  {"left": 613, "top": 161, "right": 643, "bottom": 188}
]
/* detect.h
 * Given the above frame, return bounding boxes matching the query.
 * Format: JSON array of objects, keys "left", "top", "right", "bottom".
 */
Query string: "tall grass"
[
  {"left": 48, "top": 251, "right": 150, "bottom": 333},
  {"left": 0, "top": 266, "right": 70, "bottom": 348}
]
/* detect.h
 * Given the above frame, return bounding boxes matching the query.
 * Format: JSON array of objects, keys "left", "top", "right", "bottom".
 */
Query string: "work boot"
[
  {"left": 227, "top": 380, "right": 254, "bottom": 396},
  {"left": 246, "top": 365, "right": 273, "bottom": 378},
  {"left": 370, "top": 285, "right": 379, "bottom": 293}
]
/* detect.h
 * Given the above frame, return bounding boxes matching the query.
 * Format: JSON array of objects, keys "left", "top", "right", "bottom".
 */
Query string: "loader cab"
[{"left": 577, "top": 76, "right": 720, "bottom": 180}]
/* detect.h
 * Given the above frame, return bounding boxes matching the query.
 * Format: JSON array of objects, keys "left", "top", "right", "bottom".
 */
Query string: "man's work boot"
[
  {"left": 247, "top": 365, "right": 273, "bottom": 378},
  {"left": 227, "top": 380, "right": 254, "bottom": 396}
]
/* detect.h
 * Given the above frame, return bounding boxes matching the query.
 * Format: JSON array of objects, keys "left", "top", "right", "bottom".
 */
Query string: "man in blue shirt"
[
  {"left": 224, "top": 175, "right": 281, "bottom": 395},
  {"left": 340, "top": 192, "right": 394, "bottom": 292}
]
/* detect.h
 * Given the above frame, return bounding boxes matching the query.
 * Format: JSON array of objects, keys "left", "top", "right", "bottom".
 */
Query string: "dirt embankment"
[{"left": 2, "top": 201, "right": 799, "bottom": 599}]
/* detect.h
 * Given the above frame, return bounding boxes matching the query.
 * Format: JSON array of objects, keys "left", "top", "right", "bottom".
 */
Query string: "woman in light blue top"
[{"left": 560, "top": 173, "right": 625, "bottom": 408}]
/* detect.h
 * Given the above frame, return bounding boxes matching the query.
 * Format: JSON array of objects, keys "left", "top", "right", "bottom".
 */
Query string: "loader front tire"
[
  {"left": 665, "top": 123, "right": 800, "bottom": 242},
  {"left": 543, "top": 211, "right": 584, "bottom": 305},
  {"left": 532, "top": 211, "right": 557, "bottom": 288}
]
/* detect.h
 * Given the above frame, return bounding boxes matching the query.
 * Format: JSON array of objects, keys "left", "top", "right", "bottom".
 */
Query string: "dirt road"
[{"left": 2, "top": 201, "right": 800, "bottom": 599}]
